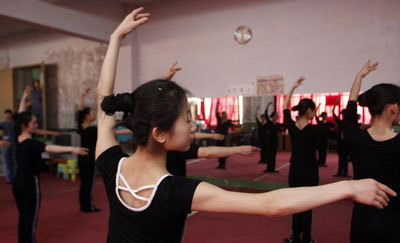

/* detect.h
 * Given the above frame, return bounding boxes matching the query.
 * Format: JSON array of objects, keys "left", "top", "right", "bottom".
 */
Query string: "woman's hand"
[
  {"left": 356, "top": 60, "right": 378, "bottom": 79},
  {"left": 72, "top": 147, "right": 89, "bottom": 156},
  {"left": 0, "top": 140, "right": 11, "bottom": 147},
  {"left": 238, "top": 145, "right": 261, "bottom": 156},
  {"left": 212, "top": 133, "right": 225, "bottom": 140},
  {"left": 113, "top": 7, "right": 150, "bottom": 40},
  {"left": 81, "top": 88, "right": 90, "bottom": 96},
  {"left": 349, "top": 179, "right": 397, "bottom": 209},
  {"left": 164, "top": 61, "right": 182, "bottom": 80},
  {"left": 293, "top": 76, "right": 305, "bottom": 90}
]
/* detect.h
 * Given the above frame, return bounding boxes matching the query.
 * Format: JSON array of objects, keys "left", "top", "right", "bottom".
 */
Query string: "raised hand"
[
  {"left": 82, "top": 88, "right": 90, "bottom": 96},
  {"left": 350, "top": 179, "right": 396, "bottom": 209},
  {"left": 164, "top": 61, "right": 183, "bottom": 80},
  {"left": 293, "top": 76, "right": 305, "bottom": 89},
  {"left": 267, "top": 101, "right": 273, "bottom": 107},
  {"left": 239, "top": 145, "right": 261, "bottom": 156},
  {"left": 114, "top": 7, "right": 150, "bottom": 39},
  {"left": 357, "top": 60, "right": 379, "bottom": 79},
  {"left": 22, "top": 86, "right": 33, "bottom": 99}
]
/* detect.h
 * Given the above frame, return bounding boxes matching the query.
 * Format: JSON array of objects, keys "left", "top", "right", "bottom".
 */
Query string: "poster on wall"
[
  {"left": 226, "top": 83, "right": 255, "bottom": 96},
  {"left": 256, "top": 75, "right": 284, "bottom": 96}
]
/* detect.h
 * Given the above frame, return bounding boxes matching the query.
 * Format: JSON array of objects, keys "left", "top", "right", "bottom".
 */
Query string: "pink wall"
[{"left": 134, "top": 0, "right": 400, "bottom": 97}]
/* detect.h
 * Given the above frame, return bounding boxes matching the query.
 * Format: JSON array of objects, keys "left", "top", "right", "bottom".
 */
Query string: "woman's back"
[
  {"left": 345, "top": 102, "right": 400, "bottom": 212},
  {"left": 96, "top": 146, "right": 201, "bottom": 243}
]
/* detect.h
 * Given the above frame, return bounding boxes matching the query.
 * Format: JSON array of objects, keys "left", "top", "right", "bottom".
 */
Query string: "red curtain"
[
  {"left": 276, "top": 92, "right": 371, "bottom": 125},
  {"left": 198, "top": 97, "right": 240, "bottom": 130}
]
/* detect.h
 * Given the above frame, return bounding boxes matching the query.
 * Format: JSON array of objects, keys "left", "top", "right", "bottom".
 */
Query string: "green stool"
[{"left": 67, "top": 159, "right": 79, "bottom": 181}]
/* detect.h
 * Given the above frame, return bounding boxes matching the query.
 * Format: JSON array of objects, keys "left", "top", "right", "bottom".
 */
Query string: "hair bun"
[
  {"left": 101, "top": 93, "right": 134, "bottom": 115},
  {"left": 292, "top": 105, "right": 300, "bottom": 111},
  {"left": 358, "top": 89, "right": 377, "bottom": 107}
]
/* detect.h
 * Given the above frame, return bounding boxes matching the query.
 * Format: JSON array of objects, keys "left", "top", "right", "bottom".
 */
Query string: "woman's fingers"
[
  {"left": 135, "top": 13, "right": 151, "bottom": 19},
  {"left": 377, "top": 189, "right": 390, "bottom": 203},
  {"left": 375, "top": 194, "right": 388, "bottom": 208},
  {"left": 378, "top": 183, "right": 397, "bottom": 197}
]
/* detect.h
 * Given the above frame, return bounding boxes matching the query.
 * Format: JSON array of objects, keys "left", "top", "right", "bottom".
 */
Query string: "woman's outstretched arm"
[
  {"left": 192, "top": 179, "right": 396, "bottom": 217},
  {"left": 96, "top": 7, "right": 150, "bottom": 159}
]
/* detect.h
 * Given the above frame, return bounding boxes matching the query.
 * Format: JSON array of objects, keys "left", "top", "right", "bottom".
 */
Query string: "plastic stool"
[
  {"left": 67, "top": 159, "right": 79, "bottom": 181},
  {"left": 57, "top": 163, "right": 69, "bottom": 180}
]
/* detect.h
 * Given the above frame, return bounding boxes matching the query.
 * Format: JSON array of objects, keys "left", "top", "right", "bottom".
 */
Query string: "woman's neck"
[
  {"left": 296, "top": 116, "right": 310, "bottom": 129},
  {"left": 368, "top": 115, "right": 397, "bottom": 140},
  {"left": 82, "top": 120, "right": 92, "bottom": 129},
  {"left": 127, "top": 143, "right": 169, "bottom": 176},
  {"left": 18, "top": 131, "right": 32, "bottom": 143}
]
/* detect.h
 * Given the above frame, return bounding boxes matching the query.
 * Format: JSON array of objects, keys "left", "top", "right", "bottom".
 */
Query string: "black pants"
[
  {"left": 259, "top": 142, "right": 267, "bottom": 163},
  {"left": 12, "top": 176, "right": 40, "bottom": 243},
  {"left": 317, "top": 141, "right": 328, "bottom": 166},
  {"left": 336, "top": 140, "right": 349, "bottom": 176},
  {"left": 78, "top": 157, "right": 96, "bottom": 211},
  {"left": 350, "top": 207, "right": 399, "bottom": 243},
  {"left": 291, "top": 210, "right": 313, "bottom": 243},
  {"left": 266, "top": 142, "right": 278, "bottom": 171},
  {"left": 289, "top": 166, "right": 319, "bottom": 243},
  {"left": 216, "top": 137, "right": 227, "bottom": 168}
]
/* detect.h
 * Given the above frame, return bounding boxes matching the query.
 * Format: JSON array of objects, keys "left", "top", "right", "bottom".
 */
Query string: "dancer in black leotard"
[
  {"left": 77, "top": 88, "right": 101, "bottom": 212},
  {"left": 12, "top": 111, "right": 87, "bottom": 243},
  {"left": 283, "top": 77, "right": 320, "bottom": 243},
  {"left": 255, "top": 106, "right": 267, "bottom": 164},
  {"left": 315, "top": 111, "right": 335, "bottom": 167},
  {"left": 344, "top": 60, "right": 400, "bottom": 243},
  {"left": 332, "top": 99, "right": 350, "bottom": 177},
  {"left": 264, "top": 102, "right": 285, "bottom": 173}
]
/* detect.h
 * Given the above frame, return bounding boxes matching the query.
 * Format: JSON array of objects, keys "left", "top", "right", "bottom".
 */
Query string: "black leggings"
[
  {"left": 336, "top": 141, "right": 349, "bottom": 176},
  {"left": 266, "top": 142, "right": 278, "bottom": 171},
  {"left": 350, "top": 207, "right": 399, "bottom": 243},
  {"left": 78, "top": 158, "right": 96, "bottom": 211},
  {"left": 12, "top": 176, "right": 40, "bottom": 243},
  {"left": 289, "top": 168, "right": 319, "bottom": 243},
  {"left": 317, "top": 142, "right": 328, "bottom": 166},
  {"left": 291, "top": 210, "right": 313, "bottom": 243},
  {"left": 216, "top": 137, "right": 228, "bottom": 168}
]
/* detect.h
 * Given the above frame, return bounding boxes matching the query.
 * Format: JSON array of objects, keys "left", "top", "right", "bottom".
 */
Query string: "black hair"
[
  {"left": 320, "top": 112, "right": 327, "bottom": 118},
  {"left": 101, "top": 79, "right": 190, "bottom": 146},
  {"left": 79, "top": 107, "right": 92, "bottom": 123},
  {"left": 270, "top": 111, "right": 277, "bottom": 118},
  {"left": 358, "top": 83, "right": 400, "bottom": 116},
  {"left": 15, "top": 111, "right": 34, "bottom": 137},
  {"left": 292, "top": 98, "right": 316, "bottom": 116},
  {"left": 77, "top": 107, "right": 92, "bottom": 131},
  {"left": 4, "top": 109, "right": 12, "bottom": 114}
]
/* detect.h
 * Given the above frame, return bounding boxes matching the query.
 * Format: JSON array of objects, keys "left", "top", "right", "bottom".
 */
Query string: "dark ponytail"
[
  {"left": 100, "top": 79, "right": 190, "bottom": 146},
  {"left": 358, "top": 83, "right": 400, "bottom": 116},
  {"left": 292, "top": 98, "right": 316, "bottom": 116}
]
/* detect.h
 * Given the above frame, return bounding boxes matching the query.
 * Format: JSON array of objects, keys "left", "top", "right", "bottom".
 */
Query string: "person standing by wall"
[{"left": 0, "top": 109, "right": 17, "bottom": 183}]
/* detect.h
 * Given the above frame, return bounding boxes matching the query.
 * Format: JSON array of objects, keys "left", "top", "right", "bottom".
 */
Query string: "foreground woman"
[{"left": 95, "top": 8, "right": 396, "bottom": 242}]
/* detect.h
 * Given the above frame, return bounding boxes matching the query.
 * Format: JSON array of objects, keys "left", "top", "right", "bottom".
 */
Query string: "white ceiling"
[{"left": 0, "top": 0, "right": 161, "bottom": 39}]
